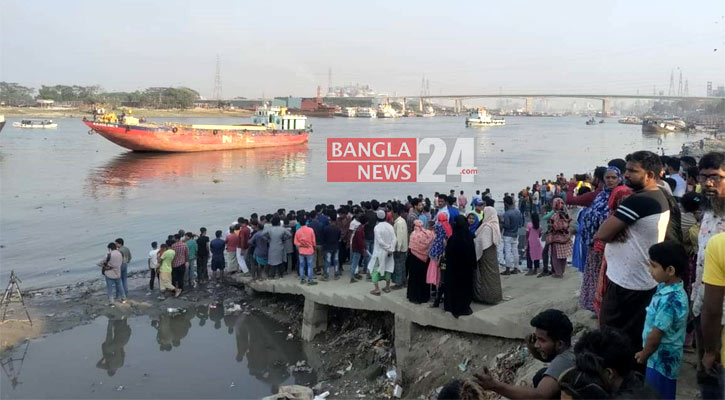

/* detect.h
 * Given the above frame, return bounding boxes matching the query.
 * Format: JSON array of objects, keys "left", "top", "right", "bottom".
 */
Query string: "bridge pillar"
[
  {"left": 602, "top": 97, "right": 611, "bottom": 117},
  {"left": 402, "top": 97, "right": 406, "bottom": 114},
  {"left": 525, "top": 97, "right": 533, "bottom": 115},
  {"left": 418, "top": 98, "right": 424, "bottom": 112}
]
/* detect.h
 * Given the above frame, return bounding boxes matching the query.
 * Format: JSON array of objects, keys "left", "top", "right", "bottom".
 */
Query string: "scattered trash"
[
  {"left": 385, "top": 368, "right": 397, "bottom": 380},
  {"left": 166, "top": 307, "right": 185, "bottom": 316},
  {"left": 313, "top": 391, "right": 330, "bottom": 400},
  {"left": 230, "top": 382, "right": 236, "bottom": 388},
  {"left": 415, "top": 370, "right": 432, "bottom": 383},
  {"left": 116, "top": 385, "right": 124, "bottom": 391},
  {"left": 287, "top": 332, "right": 294, "bottom": 340},
  {"left": 438, "top": 334, "right": 451, "bottom": 345},
  {"left": 458, "top": 357, "right": 470, "bottom": 372},
  {"left": 393, "top": 384, "right": 403, "bottom": 398}
]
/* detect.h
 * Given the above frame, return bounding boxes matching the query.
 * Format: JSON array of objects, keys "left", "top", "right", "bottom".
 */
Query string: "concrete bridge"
[{"left": 387, "top": 93, "right": 723, "bottom": 116}]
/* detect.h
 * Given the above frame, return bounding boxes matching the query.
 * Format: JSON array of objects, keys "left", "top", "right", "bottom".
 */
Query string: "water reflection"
[
  {"left": 85, "top": 144, "right": 309, "bottom": 198},
  {"left": 96, "top": 318, "right": 132, "bottom": 375}
]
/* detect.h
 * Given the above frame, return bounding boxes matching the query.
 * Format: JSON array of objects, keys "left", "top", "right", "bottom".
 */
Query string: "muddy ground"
[{"left": 0, "top": 270, "right": 700, "bottom": 399}]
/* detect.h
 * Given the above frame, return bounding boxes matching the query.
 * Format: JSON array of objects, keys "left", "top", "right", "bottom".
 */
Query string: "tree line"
[{"left": 0, "top": 82, "right": 201, "bottom": 109}]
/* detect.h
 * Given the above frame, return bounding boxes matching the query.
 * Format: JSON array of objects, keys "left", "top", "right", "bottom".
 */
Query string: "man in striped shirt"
[{"left": 595, "top": 151, "right": 671, "bottom": 359}]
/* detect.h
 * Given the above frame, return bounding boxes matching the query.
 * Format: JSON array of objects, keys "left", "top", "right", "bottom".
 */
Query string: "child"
[{"left": 634, "top": 241, "right": 689, "bottom": 400}]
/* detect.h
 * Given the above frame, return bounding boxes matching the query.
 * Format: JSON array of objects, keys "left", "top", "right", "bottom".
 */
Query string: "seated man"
[{"left": 474, "top": 309, "right": 574, "bottom": 399}]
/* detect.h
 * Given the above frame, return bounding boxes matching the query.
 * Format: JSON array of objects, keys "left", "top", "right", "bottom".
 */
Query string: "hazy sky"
[{"left": 1, "top": 0, "right": 723, "bottom": 99}]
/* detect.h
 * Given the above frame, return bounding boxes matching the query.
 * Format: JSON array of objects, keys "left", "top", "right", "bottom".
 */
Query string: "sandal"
[
  {"left": 382, "top": 287, "right": 391, "bottom": 293},
  {"left": 370, "top": 289, "right": 381, "bottom": 296}
]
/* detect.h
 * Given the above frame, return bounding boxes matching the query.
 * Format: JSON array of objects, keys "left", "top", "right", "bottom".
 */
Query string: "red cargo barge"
[{"left": 84, "top": 105, "right": 310, "bottom": 152}]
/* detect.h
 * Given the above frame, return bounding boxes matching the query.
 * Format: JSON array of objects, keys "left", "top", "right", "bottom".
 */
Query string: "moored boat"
[
  {"left": 341, "top": 107, "right": 357, "bottom": 117},
  {"left": 84, "top": 105, "right": 310, "bottom": 152},
  {"left": 618, "top": 116, "right": 642, "bottom": 125},
  {"left": 377, "top": 104, "right": 399, "bottom": 118},
  {"left": 641, "top": 119, "right": 689, "bottom": 134},
  {"left": 0, "top": 115, "right": 5, "bottom": 133},
  {"left": 13, "top": 119, "right": 58, "bottom": 129},
  {"left": 465, "top": 107, "right": 505, "bottom": 127},
  {"left": 356, "top": 107, "right": 377, "bottom": 118}
]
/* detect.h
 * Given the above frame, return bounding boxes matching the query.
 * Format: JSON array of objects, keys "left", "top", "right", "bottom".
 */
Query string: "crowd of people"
[{"left": 97, "top": 149, "right": 725, "bottom": 399}]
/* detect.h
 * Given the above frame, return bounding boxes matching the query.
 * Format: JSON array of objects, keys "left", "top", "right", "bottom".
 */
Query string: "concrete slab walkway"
[{"left": 233, "top": 267, "right": 581, "bottom": 340}]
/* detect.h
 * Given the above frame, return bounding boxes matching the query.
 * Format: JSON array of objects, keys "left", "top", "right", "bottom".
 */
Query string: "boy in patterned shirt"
[{"left": 634, "top": 241, "right": 689, "bottom": 400}]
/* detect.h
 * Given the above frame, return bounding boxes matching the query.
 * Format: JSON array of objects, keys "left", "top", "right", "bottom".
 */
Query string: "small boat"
[
  {"left": 599, "top": 119, "right": 605, "bottom": 124},
  {"left": 341, "top": 107, "right": 357, "bottom": 117},
  {"left": 618, "top": 116, "right": 642, "bottom": 125},
  {"left": 84, "top": 105, "right": 310, "bottom": 152},
  {"left": 641, "top": 119, "right": 689, "bottom": 134},
  {"left": 585, "top": 118, "right": 597, "bottom": 125},
  {"left": 0, "top": 115, "right": 5, "bottom": 133},
  {"left": 465, "top": 107, "right": 505, "bottom": 127},
  {"left": 13, "top": 119, "right": 58, "bottom": 129},
  {"left": 419, "top": 105, "right": 436, "bottom": 117},
  {"left": 377, "top": 104, "right": 398, "bottom": 118},
  {"left": 356, "top": 107, "right": 377, "bottom": 118}
]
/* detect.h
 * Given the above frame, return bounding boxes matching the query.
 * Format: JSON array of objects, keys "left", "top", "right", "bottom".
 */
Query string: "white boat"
[
  {"left": 0, "top": 115, "right": 5, "bottom": 133},
  {"left": 342, "top": 107, "right": 357, "bottom": 117},
  {"left": 465, "top": 108, "right": 505, "bottom": 127},
  {"left": 13, "top": 119, "right": 58, "bottom": 129},
  {"left": 420, "top": 105, "right": 436, "bottom": 117},
  {"left": 377, "top": 104, "right": 398, "bottom": 118},
  {"left": 356, "top": 107, "right": 377, "bottom": 118}
]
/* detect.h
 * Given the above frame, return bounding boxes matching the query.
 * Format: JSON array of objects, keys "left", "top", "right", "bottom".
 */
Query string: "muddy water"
[
  {"left": 0, "top": 115, "right": 710, "bottom": 288},
  {"left": 0, "top": 307, "right": 315, "bottom": 398}
]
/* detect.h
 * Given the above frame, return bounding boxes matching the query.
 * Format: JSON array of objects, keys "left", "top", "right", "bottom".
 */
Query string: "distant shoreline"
[{"left": 0, "top": 107, "right": 254, "bottom": 119}]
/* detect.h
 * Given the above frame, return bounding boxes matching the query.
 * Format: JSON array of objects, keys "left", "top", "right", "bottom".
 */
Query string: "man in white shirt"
[
  {"left": 665, "top": 157, "right": 686, "bottom": 198},
  {"left": 148, "top": 241, "right": 159, "bottom": 290},
  {"left": 369, "top": 210, "right": 396, "bottom": 296}
]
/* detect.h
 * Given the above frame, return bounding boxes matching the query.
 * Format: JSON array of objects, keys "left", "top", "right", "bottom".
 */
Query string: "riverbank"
[
  {"left": 0, "top": 107, "right": 254, "bottom": 119},
  {"left": 681, "top": 134, "right": 725, "bottom": 158}
]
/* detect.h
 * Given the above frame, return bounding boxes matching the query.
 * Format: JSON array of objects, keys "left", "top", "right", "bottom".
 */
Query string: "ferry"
[
  {"left": 356, "top": 107, "right": 377, "bottom": 118},
  {"left": 0, "top": 115, "right": 5, "bottom": 133},
  {"left": 13, "top": 119, "right": 58, "bottom": 129},
  {"left": 465, "top": 108, "right": 505, "bottom": 127},
  {"left": 618, "top": 116, "right": 642, "bottom": 125},
  {"left": 84, "top": 105, "right": 310, "bottom": 152},
  {"left": 641, "top": 119, "right": 689, "bottom": 134},
  {"left": 420, "top": 105, "right": 436, "bottom": 117},
  {"left": 342, "top": 107, "right": 357, "bottom": 117}
]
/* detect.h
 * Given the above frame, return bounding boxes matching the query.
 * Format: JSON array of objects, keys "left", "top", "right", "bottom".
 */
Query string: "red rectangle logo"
[
  {"left": 327, "top": 162, "right": 417, "bottom": 182},
  {"left": 327, "top": 138, "right": 417, "bottom": 162}
]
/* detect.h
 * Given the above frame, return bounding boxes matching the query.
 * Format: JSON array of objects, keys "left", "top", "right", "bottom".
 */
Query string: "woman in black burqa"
[{"left": 443, "top": 215, "right": 476, "bottom": 318}]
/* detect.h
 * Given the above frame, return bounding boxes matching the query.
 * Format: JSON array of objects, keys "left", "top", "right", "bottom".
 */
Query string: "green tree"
[{"left": 0, "top": 82, "right": 35, "bottom": 105}]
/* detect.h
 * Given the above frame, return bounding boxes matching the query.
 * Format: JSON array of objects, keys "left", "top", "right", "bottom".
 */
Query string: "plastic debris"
[
  {"left": 458, "top": 357, "right": 470, "bottom": 372},
  {"left": 287, "top": 333, "right": 294, "bottom": 340},
  {"left": 313, "top": 391, "right": 330, "bottom": 400},
  {"left": 166, "top": 307, "right": 185, "bottom": 316},
  {"left": 438, "top": 334, "right": 451, "bottom": 345},
  {"left": 116, "top": 385, "right": 124, "bottom": 391},
  {"left": 385, "top": 368, "right": 397, "bottom": 380},
  {"left": 393, "top": 385, "right": 403, "bottom": 398},
  {"left": 224, "top": 304, "right": 242, "bottom": 315},
  {"left": 230, "top": 382, "right": 236, "bottom": 388}
]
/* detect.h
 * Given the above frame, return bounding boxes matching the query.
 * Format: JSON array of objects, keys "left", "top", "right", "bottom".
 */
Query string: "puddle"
[{"left": 0, "top": 304, "right": 316, "bottom": 398}]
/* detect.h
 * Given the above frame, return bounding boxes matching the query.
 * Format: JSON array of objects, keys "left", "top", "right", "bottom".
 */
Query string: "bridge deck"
[{"left": 234, "top": 267, "right": 581, "bottom": 340}]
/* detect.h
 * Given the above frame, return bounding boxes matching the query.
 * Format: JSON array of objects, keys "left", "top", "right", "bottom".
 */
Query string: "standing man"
[
  {"left": 702, "top": 232, "right": 725, "bottom": 399},
  {"left": 148, "top": 241, "right": 159, "bottom": 290},
  {"left": 170, "top": 234, "right": 189, "bottom": 296},
  {"left": 665, "top": 156, "right": 686, "bottom": 198},
  {"left": 595, "top": 150, "right": 671, "bottom": 356},
  {"left": 321, "top": 212, "right": 341, "bottom": 280},
  {"left": 237, "top": 219, "right": 250, "bottom": 274},
  {"left": 209, "top": 230, "right": 226, "bottom": 281},
  {"left": 369, "top": 210, "right": 396, "bottom": 296},
  {"left": 363, "top": 202, "right": 378, "bottom": 275},
  {"left": 115, "top": 238, "right": 131, "bottom": 298},
  {"left": 224, "top": 225, "right": 240, "bottom": 273},
  {"left": 196, "top": 227, "right": 210, "bottom": 283},
  {"left": 184, "top": 232, "right": 197, "bottom": 287},
  {"left": 406, "top": 198, "right": 423, "bottom": 233},
  {"left": 294, "top": 216, "right": 318, "bottom": 285},
  {"left": 392, "top": 205, "right": 408, "bottom": 289},
  {"left": 501, "top": 196, "right": 522, "bottom": 275}
]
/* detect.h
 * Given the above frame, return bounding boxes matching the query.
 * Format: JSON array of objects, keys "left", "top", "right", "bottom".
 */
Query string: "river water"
[
  {"left": 0, "top": 309, "right": 316, "bottom": 398},
  {"left": 0, "top": 115, "right": 709, "bottom": 288}
]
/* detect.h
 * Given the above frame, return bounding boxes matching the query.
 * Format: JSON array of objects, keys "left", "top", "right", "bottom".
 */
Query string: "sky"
[{"left": 1, "top": 0, "right": 723, "bottom": 99}]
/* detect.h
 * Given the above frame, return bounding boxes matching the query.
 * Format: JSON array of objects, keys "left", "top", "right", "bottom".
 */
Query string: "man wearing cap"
[
  {"left": 472, "top": 198, "right": 485, "bottom": 223},
  {"left": 369, "top": 209, "right": 396, "bottom": 296}
]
